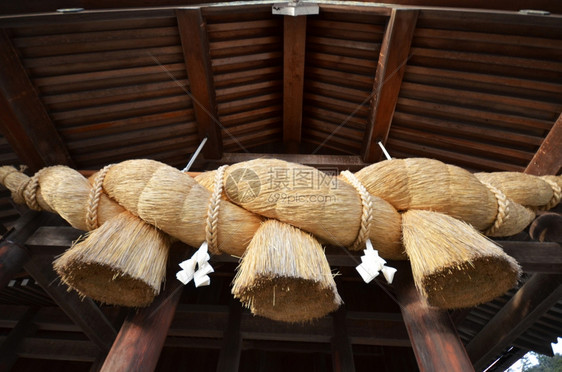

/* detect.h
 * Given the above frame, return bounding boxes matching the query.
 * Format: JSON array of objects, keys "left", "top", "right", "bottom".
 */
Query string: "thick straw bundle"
[
  {"left": 0, "top": 166, "right": 124, "bottom": 229},
  {"left": 101, "top": 159, "right": 262, "bottom": 257},
  {"left": 54, "top": 211, "right": 170, "bottom": 306},
  {"left": 401, "top": 210, "right": 521, "bottom": 308},
  {"left": 475, "top": 172, "right": 554, "bottom": 207},
  {"left": 232, "top": 219, "right": 342, "bottom": 322},
  {"left": 355, "top": 158, "right": 533, "bottom": 236},
  {"left": 213, "top": 159, "right": 403, "bottom": 257}
]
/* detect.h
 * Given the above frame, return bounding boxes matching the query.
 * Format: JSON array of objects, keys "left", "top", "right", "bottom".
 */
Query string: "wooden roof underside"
[{"left": 0, "top": 2, "right": 561, "bottom": 372}]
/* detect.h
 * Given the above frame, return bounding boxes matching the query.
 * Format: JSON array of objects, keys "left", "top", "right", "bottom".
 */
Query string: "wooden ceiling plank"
[
  {"left": 0, "top": 30, "right": 74, "bottom": 171},
  {"left": 176, "top": 8, "right": 223, "bottom": 159},
  {"left": 526, "top": 113, "right": 562, "bottom": 176},
  {"left": 394, "top": 264, "right": 474, "bottom": 372},
  {"left": 361, "top": 9, "right": 418, "bottom": 163},
  {"left": 283, "top": 15, "right": 307, "bottom": 153}
]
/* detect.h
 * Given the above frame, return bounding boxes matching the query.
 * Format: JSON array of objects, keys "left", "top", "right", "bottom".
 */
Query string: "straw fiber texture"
[
  {"left": 402, "top": 210, "right": 521, "bottom": 309},
  {"left": 232, "top": 219, "right": 342, "bottom": 322}
]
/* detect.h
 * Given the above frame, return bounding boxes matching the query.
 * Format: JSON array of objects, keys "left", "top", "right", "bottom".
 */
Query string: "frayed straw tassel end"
[
  {"left": 232, "top": 219, "right": 342, "bottom": 323},
  {"left": 401, "top": 210, "right": 521, "bottom": 309},
  {"left": 53, "top": 211, "right": 170, "bottom": 307}
]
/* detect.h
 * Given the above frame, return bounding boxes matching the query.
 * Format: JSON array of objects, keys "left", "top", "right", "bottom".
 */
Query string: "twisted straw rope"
[
  {"left": 17, "top": 167, "right": 54, "bottom": 211},
  {"left": 482, "top": 182, "right": 509, "bottom": 236},
  {"left": 340, "top": 170, "right": 373, "bottom": 250},
  {"left": 86, "top": 164, "right": 113, "bottom": 231},
  {"left": 540, "top": 177, "right": 561, "bottom": 211},
  {"left": 205, "top": 165, "right": 228, "bottom": 255}
]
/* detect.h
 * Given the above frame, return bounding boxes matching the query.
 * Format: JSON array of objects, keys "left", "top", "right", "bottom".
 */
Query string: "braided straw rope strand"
[
  {"left": 340, "top": 170, "right": 373, "bottom": 250},
  {"left": 540, "top": 177, "right": 561, "bottom": 211},
  {"left": 86, "top": 164, "right": 113, "bottom": 231},
  {"left": 482, "top": 182, "right": 509, "bottom": 236},
  {"left": 18, "top": 167, "right": 55, "bottom": 211},
  {"left": 206, "top": 165, "right": 228, "bottom": 255}
]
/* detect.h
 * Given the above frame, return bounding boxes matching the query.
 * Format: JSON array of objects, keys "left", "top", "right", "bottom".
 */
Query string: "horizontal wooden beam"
[
  {"left": 199, "top": 153, "right": 370, "bottom": 172},
  {"left": 466, "top": 274, "right": 562, "bottom": 370},
  {"left": 0, "top": 30, "right": 73, "bottom": 171},
  {"left": 26, "top": 227, "right": 562, "bottom": 273}
]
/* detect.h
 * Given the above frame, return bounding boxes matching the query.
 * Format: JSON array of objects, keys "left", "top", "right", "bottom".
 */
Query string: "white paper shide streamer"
[
  {"left": 176, "top": 242, "right": 214, "bottom": 287},
  {"left": 356, "top": 239, "right": 397, "bottom": 284}
]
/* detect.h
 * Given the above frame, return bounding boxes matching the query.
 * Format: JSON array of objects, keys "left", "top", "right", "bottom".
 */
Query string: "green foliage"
[{"left": 522, "top": 352, "right": 562, "bottom": 372}]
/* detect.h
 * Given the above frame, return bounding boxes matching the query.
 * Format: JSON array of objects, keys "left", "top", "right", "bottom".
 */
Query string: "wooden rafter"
[
  {"left": 283, "top": 15, "right": 307, "bottom": 153},
  {"left": 176, "top": 8, "right": 223, "bottom": 159},
  {"left": 394, "top": 264, "right": 474, "bottom": 372},
  {"left": 100, "top": 248, "right": 187, "bottom": 372},
  {"left": 466, "top": 122, "right": 562, "bottom": 369},
  {"left": 361, "top": 9, "right": 418, "bottom": 163},
  {"left": 0, "top": 30, "right": 74, "bottom": 171},
  {"left": 466, "top": 274, "right": 562, "bottom": 369},
  {"left": 526, "top": 113, "right": 562, "bottom": 176}
]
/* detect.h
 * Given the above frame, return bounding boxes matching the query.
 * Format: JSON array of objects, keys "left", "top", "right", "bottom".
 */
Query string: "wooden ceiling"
[{"left": 0, "top": 1, "right": 561, "bottom": 371}]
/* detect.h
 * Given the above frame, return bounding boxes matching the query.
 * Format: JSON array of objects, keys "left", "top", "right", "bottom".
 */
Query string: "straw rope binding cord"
[
  {"left": 206, "top": 165, "right": 228, "bottom": 255},
  {"left": 86, "top": 164, "right": 113, "bottom": 231},
  {"left": 482, "top": 182, "right": 509, "bottom": 236},
  {"left": 18, "top": 167, "right": 55, "bottom": 211},
  {"left": 340, "top": 170, "right": 373, "bottom": 250},
  {"left": 540, "top": 177, "right": 561, "bottom": 211}
]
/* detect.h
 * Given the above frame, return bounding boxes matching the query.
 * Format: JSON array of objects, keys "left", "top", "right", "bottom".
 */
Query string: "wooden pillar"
[
  {"left": 361, "top": 9, "right": 418, "bottom": 162},
  {"left": 394, "top": 265, "right": 474, "bottom": 372},
  {"left": 283, "top": 15, "right": 307, "bottom": 153},
  {"left": 331, "top": 308, "right": 356, "bottom": 372},
  {"left": 216, "top": 300, "right": 242, "bottom": 372}
]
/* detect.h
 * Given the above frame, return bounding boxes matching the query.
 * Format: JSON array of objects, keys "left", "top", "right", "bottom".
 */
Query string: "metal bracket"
[{"left": 272, "top": 0, "right": 319, "bottom": 16}]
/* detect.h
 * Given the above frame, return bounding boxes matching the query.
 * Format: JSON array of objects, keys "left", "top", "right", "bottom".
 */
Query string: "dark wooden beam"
[
  {"left": 24, "top": 226, "right": 117, "bottom": 353},
  {"left": 176, "top": 8, "right": 223, "bottom": 159},
  {"left": 100, "top": 251, "right": 186, "bottom": 372},
  {"left": 0, "top": 211, "right": 47, "bottom": 289},
  {"left": 283, "top": 15, "right": 307, "bottom": 153},
  {"left": 467, "top": 128, "right": 562, "bottom": 370},
  {"left": 361, "top": 9, "right": 418, "bottom": 163},
  {"left": 0, "top": 30, "right": 74, "bottom": 171},
  {"left": 0, "top": 306, "right": 38, "bottom": 371},
  {"left": 216, "top": 300, "right": 242, "bottom": 372},
  {"left": 199, "top": 153, "right": 369, "bottom": 172},
  {"left": 331, "top": 308, "right": 356, "bottom": 372},
  {"left": 526, "top": 113, "right": 562, "bottom": 175},
  {"left": 394, "top": 264, "right": 474, "bottom": 372},
  {"left": 466, "top": 274, "right": 562, "bottom": 369},
  {"left": 24, "top": 226, "right": 562, "bottom": 273}
]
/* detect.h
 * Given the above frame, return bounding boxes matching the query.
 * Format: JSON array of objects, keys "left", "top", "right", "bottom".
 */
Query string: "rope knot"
[{"left": 340, "top": 170, "right": 373, "bottom": 250}]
